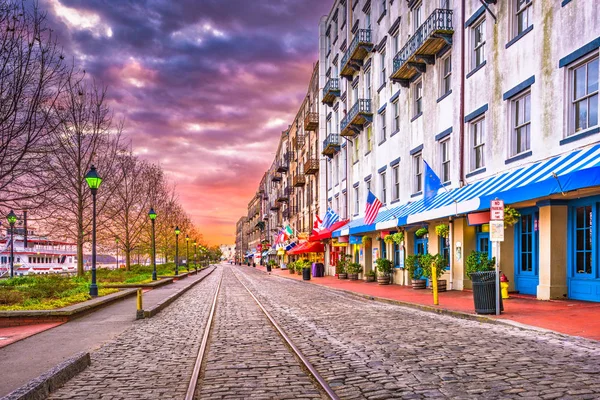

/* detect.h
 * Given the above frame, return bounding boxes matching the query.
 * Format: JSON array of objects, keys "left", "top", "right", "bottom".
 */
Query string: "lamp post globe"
[
  {"left": 174, "top": 226, "right": 180, "bottom": 275},
  {"left": 7, "top": 210, "right": 17, "bottom": 278},
  {"left": 148, "top": 208, "right": 157, "bottom": 280},
  {"left": 85, "top": 165, "right": 103, "bottom": 297}
]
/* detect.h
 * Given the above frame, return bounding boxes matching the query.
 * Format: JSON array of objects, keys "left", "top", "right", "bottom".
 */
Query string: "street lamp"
[
  {"left": 185, "top": 235, "right": 190, "bottom": 272},
  {"left": 148, "top": 208, "right": 157, "bottom": 280},
  {"left": 7, "top": 210, "right": 17, "bottom": 278},
  {"left": 174, "top": 226, "right": 180, "bottom": 275},
  {"left": 193, "top": 241, "right": 198, "bottom": 272},
  {"left": 85, "top": 165, "right": 103, "bottom": 297},
  {"left": 115, "top": 238, "right": 119, "bottom": 269}
]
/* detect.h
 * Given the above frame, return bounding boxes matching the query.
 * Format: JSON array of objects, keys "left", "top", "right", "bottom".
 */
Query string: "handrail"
[
  {"left": 323, "top": 78, "right": 340, "bottom": 97},
  {"left": 340, "top": 99, "right": 372, "bottom": 132},
  {"left": 341, "top": 29, "right": 372, "bottom": 70},
  {"left": 322, "top": 134, "right": 341, "bottom": 151}
]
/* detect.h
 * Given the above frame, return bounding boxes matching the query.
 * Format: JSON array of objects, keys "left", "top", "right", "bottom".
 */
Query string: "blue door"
[
  {"left": 514, "top": 210, "right": 539, "bottom": 295},
  {"left": 568, "top": 202, "right": 600, "bottom": 302},
  {"left": 476, "top": 225, "right": 491, "bottom": 258}
]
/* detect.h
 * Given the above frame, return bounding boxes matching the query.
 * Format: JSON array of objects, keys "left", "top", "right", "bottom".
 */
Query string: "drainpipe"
[
  {"left": 449, "top": 218, "right": 454, "bottom": 290},
  {"left": 459, "top": 0, "right": 466, "bottom": 187}
]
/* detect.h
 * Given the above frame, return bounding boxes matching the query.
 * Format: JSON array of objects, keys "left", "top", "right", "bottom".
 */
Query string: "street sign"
[
  {"left": 490, "top": 220, "right": 505, "bottom": 242},
  {"left": 490, "top": 199, "right": 504, "bottom": 221}
]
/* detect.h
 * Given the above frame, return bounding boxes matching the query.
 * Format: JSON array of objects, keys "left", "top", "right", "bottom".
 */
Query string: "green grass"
[{"left": 0, "top": 275, "right": 118, "bottom": 311}]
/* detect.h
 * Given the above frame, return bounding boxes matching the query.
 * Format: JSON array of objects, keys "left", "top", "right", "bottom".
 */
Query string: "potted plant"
[
  {"left": 365, "top": 270, "right": 376, "bottom": 282},
  {"left": 422, "top": 254, "right": 448, "bottom": 292},
  {"left": 415, "top": 227, "right": 429, "bottom": 238},
  {"left": 347, "top": 262, "right": 363, "bottom": 280},
  {"left": 336, "top": 254, "right": 351, "bottom": 279},
  {"left": 384, "top": 234, "right": 394, "bottom": 245},
  {"left": 392, "top": 231, "right": 404, "bottom": 245},
  {"left": 435, "top": 224, "right": 449, "bottom": 238},
  {"left": 466, "top": 250, "right": 501, "bottom": 314},
  {"left": 298, "top": 259, "right": 311, "bottom": 281},
  {"left": 287, "top": 261, "right": 296, "bottom": 274},
  {"left": 504, "top": 206, "right": 521, "bottom": 227},
  {"left": 362, "top": 236, "right": 372, "bottom": 245},
  {"left": 296, "top": 259, "right": 304, "bottom": 275},
  {"left": 406, "top": 255, "right": 426, "bottom": 289},
  {"left": 375, "top": 257, "right": 393, "bottom": 285},
  {"left": 267, "top": 259, "right": 276, "bottom": 272}
]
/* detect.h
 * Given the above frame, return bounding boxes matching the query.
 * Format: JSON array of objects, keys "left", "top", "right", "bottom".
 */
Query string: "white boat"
[{"left": 0, "top": 227, "right": 77, "bottom": 277}]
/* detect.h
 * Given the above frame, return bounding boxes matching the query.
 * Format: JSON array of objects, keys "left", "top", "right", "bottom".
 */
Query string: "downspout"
[
  {"left": 449, "top": 218, "right": 454, "bottom": 290},
  {"left": 459, "top": 0, "right": 466, "bottom": 187}
]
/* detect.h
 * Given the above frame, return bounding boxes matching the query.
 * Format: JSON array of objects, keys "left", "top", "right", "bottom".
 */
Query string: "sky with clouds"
[{"left": 42, "top": 0, "right": 330, "bottom": 245}]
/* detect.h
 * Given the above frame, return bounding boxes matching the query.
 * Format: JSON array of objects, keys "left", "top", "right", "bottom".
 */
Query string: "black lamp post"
[
  {"left": 185, "top": 235, "right": 190, "bottom": 272},
  {"left": 174, "top": 226, "right": 180, "bottom": 275},
  {"left": 193, "top": 241, "right": 197, "bottom": 272},
  {"left": 149, "top": 208, "right": 157, "bottom": 280},
  {"left": 85, "top": 165, "right": 102, "bottom": 297},
  {"left": 7, "top": 210, "right": 17, "bottom": 278}
]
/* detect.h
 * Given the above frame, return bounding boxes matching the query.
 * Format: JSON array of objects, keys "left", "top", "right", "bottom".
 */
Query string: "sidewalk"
[
  {"left": 0, "top": 266, "right": 215, "bottom": 397},
  {"left": 253, "top": 265, "right": 600, "bottom": 341}
]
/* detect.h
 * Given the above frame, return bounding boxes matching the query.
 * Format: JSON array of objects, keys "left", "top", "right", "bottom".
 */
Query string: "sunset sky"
[{"left": 42, "top": 0, "right": 330, "bottom": 245}]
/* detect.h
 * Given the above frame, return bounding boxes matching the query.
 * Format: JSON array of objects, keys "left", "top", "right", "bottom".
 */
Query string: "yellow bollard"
[
  {"left": 432, "top": 266, "right": 439, "bottom": 305},
  {"left": 136, "top": 288, "right": 144, "bottom": 319}
]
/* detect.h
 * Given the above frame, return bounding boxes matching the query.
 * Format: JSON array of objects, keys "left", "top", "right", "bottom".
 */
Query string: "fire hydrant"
[{"left": 500, "top": 273, "right": 510, "bottom": 299}]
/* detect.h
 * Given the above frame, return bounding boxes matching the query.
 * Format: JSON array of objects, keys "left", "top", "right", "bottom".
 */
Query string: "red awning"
[
  {"left": 288, "top": 241, "right": 325, "bottom": 255},
  {"left": 308, "top": 220, "right": 349, "bottom": 242},
  {"left": 468, "top": 211, "right": 490, "bottom": 225}
]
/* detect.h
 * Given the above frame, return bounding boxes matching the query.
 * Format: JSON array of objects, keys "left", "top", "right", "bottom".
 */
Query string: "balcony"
[
  {"left": 340, "top": 99, "right": 372, "bottom": 137},
  {"left": 304, "top": 112, "right": 318, "bottom": 131},
  {"left": 271, "top": 172, "right": 282, "bottom": 182},
  {"left": 295, "top": 133, "right": 305, "bottom": 149},
  {"left": 282, "top": 208, "right": 290, "bottom": 219},
  {"left": 269, "top": 200, "right": 280, "bottom": 211},
  {"left": 390, "top": 9, "right": 454, "bottom": 87},
  {"left": 322, "top": 134, "right": 340, "bottom": 157},
  {"left": 322, "top": 78, "right": 341, "bottom": 107},
  {"left": 276, "top": 160, "right": 288, "bottom": 173},
  {"left": 340, "top": 29, "right": 373, "bottom": 80},
  {"left": 304, "top": 158, "right": 319, "bottom": 175},
  {"left": 293, "top": 174, "right": 306, "bottom": 187},
  {"left": 276, "top": 187, "right": 289, "bottom": 203}
]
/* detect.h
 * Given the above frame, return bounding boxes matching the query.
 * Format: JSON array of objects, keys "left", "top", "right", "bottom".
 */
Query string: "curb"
[
  {"left": 2, "top": 352, "right": 90, "bottom": 400},
  {"left": 103, "top": 277, "right": 174, "bottom": 289},
  {"left": 0, "top": 289, "right": 138, "bottom": 327},
  {"left": 251, "top": 267, "right": 578, "bottom": 340},
  {"left": 143, "top": 267, "right": 216, "bottom": 318}
]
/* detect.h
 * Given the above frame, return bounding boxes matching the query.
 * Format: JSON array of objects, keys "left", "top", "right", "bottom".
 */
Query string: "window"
[
  {"left": 476, "top": 224, "right": 491, "bottom": 258},
  {"left": 342, "top": 146, "right": 347, "bottom": 180},
  {"left": 414, "top": 79, "right": 423, "bottom": 117},
  {"left": 354, "top": 186, "right": 360, "bottom": 214},
  {"left": 335, "top": 111, "right": 339, "bottom": 133},
  {"left": 570, "top": 57, "right": 598, "bottom": 134},
  {"left": 380, "top": 172, "right": 387, "bottom": 204},
  {"left": 335, "top": 196, "right": 340, "bottom": 214},
  {"left": 354, "top": 136, "right": 360, "bottom": 162},
  {"left": 365, "top": 10, "right": 371, "bottom": 29},
  {"left": 392, "top": 32, "right": 399, "bottom": 57},
  {"left": 334, "top": 155, "right": 339, "bottom": 185},
  {"left": 380, "top": 238, "right": 387, "bottom": 259},
  {"left": 511, "top": 92, "right": 531, "bottom": 156},
  {"left": 392, "top": 166, "right": 399, "bottom": 201},
  {"left": 440, "top": 139, "right": 450, "bottom": 183},
  {"left": 413, "top": 2, "right": 422, "bottom": 32},
  {"left": 439, "top": 235, "right": 450, "bottom": 270},
  {"left": 471, "top": 118, "right": 485, "bottom": 171},
  {"left": 574, "top": 205, "right": 593, "bottom": 275},
  {"left": 392, "top": 101, "right": 399, "bottom": 132},
  {"left": 352, "top": 84, "right": 359, "bottom": 105},
  {"left": 515, "top": 0, "right": 532, "bottom": 36},
  {"left": 366, "top": 179, "right": 371, "bottom": 193},
  {"left": 380, "top": 52, "right": 386, "bottom": 87},
  {"left": 440, "top": 0, "right": 452, "bottom": 9},
  {"left": 327, "top": 160, "right": 332, "bottom": 189},
  {"left": 441, "top": 55, "right": 452, "bottom": 96},
  {"left": 327, "top": 116, "right": 332, "bottom": 134},
  {"left": 365, "top": 69, "right": 372, "bottom": 98},
  {"left": 472, "top": 19, "right": 486, "bottom": 70},
  {"left": 344, "top": 192, "right": 348, "bottom": 218},
  {"left": 341, "top": 1, "right": 347, "bottom": 25},
  {"left": 326, "top": 33, "right": 331, "bottom": 53},
  {"left": 366, "top": 125, "right": 373, "bottom": 152},
  {"left": 380, "top": 111, "right": 386, "bottom": 142},
  {"left": 413, "top": 152, "right": 422, "bottom": 193}
]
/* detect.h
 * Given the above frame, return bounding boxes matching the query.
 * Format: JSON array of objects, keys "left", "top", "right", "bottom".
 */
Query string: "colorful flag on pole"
[
  {"left": 284, "top": 224, "right": 294, "bottom": 237},
  {"left": 423, "top": 159, "right": 443, "bottom": 207},
  {"left": 364, "top": 190, "right": 383, "bottom": 225},
  {"left": 322, "top": 208, "right": 340, "bottom": 230},
  {"left": 312, "top": 214, "right": 324, "bottom": 234}
]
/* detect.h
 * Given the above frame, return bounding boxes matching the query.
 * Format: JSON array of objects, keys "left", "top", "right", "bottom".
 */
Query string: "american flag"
[
  {"left": 364, "top": 190, "right": 382, "bottom": 225},
  {"left": 322, "top": 208, "right": 340, "bottom": 230}
]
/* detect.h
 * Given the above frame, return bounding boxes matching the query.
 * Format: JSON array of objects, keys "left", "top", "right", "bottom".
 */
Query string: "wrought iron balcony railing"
[
  {"left": 295, "top": 133, "right": 305, "bottom": 149},
  {"left": 270, "top": 172, "right": 282, "bottom": 182},
  {"left": 322, "top": 133, "right": 341, "bottom": 156},
  {"left": 304, "top": 158, "right": 319, "bottom": 175},
  {"left": 322, "top": 78, "right": 340, "bottom": 106},
  {"left": 340, "top": 99, "right": 372, "bottom": 136},
  {"left": 304, "top": 112, "right": 318, "bottom": 131},
  {"left": 340, "top": 29, "right": 373, "bottom": 79},
  {"left": 391, "top": 9, "right": 454, "bottom": 86},
  {"left": 293, "top": 174, "right": 306, "bottom": 187}
]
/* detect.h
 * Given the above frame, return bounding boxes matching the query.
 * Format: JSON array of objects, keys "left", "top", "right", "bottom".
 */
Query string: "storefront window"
[
  {"left": 415, "top": 234, "right": 428, "bottom": 255},
  {"left": 575, "top": 205, "right": 593, "bottom": 275},
  {"left": 476, "top": 224, "right": 491, "bottom": 258},
  {"left": 439, "top": 236, "right": 450, "bottom": 270},
  {"left": 520, "top": 214, "right": 535, "bottom": 272},
  {"left": 379, "top": 239, "right": 387, "bottom": 259}
]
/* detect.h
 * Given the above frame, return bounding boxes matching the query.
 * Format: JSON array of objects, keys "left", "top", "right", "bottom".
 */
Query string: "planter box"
[
  {"left": 366, "top": 275, "right": 376, "bottom": 282},
  {"left": 412, "top": 279, "right": 426, "bottom": 289},
  {"left": 348, "top": 273, "right": 359, "bottom": 280},
  {"left": 338, "top": 273, "right": 348, "bottom": 279},
  {"left": 377, "top": 276, "right": 390, "bottom": 285}
]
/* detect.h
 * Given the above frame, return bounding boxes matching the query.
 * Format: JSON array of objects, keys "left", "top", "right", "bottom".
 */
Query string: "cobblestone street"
[{"left": 45, "top": 264, "right": 600, "bottom": 399}]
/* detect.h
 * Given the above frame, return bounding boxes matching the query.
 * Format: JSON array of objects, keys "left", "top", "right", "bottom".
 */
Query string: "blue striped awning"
[{"left": 333, "top": 143, "right": 600, "bottom": 235}]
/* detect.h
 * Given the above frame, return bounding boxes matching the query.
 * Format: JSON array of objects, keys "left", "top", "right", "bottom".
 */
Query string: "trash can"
[
  {"left": 266, "top": 264, "right": 272, "bottom": 272},
  {"left": 302, "top": 267, "right": 311, "bottom": 281},
  {"left": 470, "top": 271, "right": 503, "bottom": 314}
]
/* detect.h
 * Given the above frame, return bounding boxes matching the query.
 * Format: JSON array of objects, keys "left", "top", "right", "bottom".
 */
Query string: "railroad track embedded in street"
[{"left": 185, "top": 265, "right": 339, "bottom": 400}]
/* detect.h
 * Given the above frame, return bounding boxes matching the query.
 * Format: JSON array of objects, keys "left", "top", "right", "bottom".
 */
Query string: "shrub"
[
  {"left": 392, "top": 232, "right": 404, "bottom": 245},
  {"left": 346, "top": 262, "right": 363, "bottom": 275},
  {"left": 336, "top": 254, "right": 352, "bottom": 274},
  {"left": 405, "top": 255, "right": 422, "bottom": 280},
  {"left": 375, "top": 258, "right": 392, "bottom": 275},
  {"left": 422, "top": 254, "right": 447, "bottom": 280},
  {"left": 465, "top": 251, "right": 496, "bottom": 277},
  {"left": 415, "top": 227, "right": 429, "bottom": 238},
  {"left": 435, "top": 224, "right": 449, "bottom": 238}
]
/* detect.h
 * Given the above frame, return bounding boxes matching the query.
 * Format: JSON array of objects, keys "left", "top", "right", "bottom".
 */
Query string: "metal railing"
[
  {"left": 340, "top": 99, "right": 371, "bottom": 133},
  {"left": 304, "top": 112, "right": 318, "bottom": 130},
  {"left": 341, "top": 29, "right": 372, "bottom": 70},
  {"left": 323, "top": 78, "right": 340, "bottom": 98},
  {"left": 322, "top": 134, "right": 341, "bottom": 152},
  {"left": 393, "top": 9, "right": 453, "bottom": 75}
]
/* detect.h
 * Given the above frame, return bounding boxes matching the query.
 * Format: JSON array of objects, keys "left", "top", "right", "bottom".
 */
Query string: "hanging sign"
[
  {"left": 490, "top": 199, "right": 504, "bottom": 221},
  {"left": 490, "top": 220, "right": 505, "bottom": 242}
]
